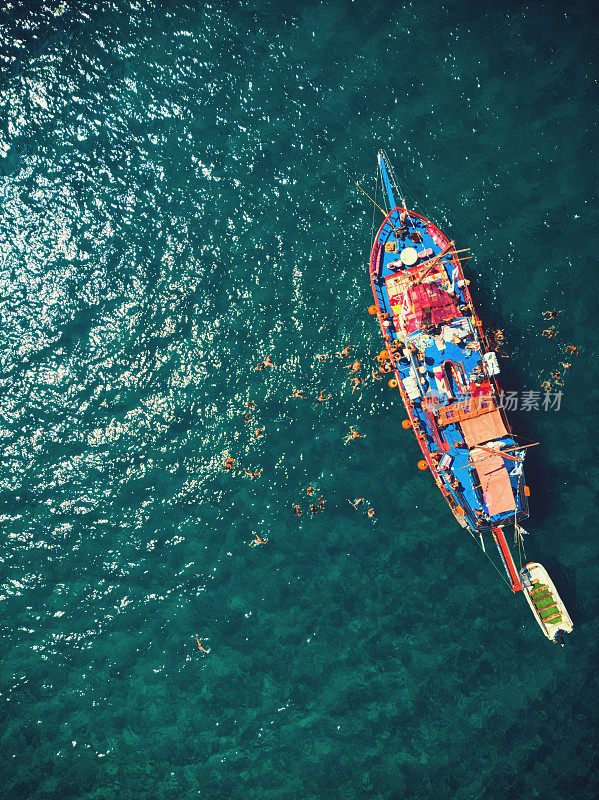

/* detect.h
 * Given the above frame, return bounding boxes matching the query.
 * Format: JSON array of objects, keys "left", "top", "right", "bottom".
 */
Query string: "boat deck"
[{"left": 370, "top": 206, "right": 529, "bottom": 534}]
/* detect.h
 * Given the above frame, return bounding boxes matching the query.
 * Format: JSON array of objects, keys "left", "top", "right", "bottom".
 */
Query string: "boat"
[
  {"left": 520, "top": 562, "right": 573, "bottom": 644},
  {"left": 365, "top": 150, "right": 572, "bottom": 643}
]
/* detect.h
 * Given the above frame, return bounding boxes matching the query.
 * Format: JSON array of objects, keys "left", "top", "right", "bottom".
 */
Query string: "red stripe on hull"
[{"left": 492, "top": 527, "right": 523, "bottom": 592}]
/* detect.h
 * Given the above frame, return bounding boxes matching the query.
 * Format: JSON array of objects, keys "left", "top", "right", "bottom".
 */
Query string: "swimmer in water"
[
  {"left": 292, "top": 389, "right": 306, "bottom": 399},
  {"left": 564, "top": 345, "right": 579, "bottom": 355},
  {"left": 542, "top": 310, "right": 562, "bottom": 320},
  {"left": 348, "top": 498, "right": 364, "bottom": 509},
  {"left": 244, "top": 467, "right": 263, "bottom": 478},
  {"left": 542, "top": 328, "right": 556, "bottom": 339},
  {"left": 224, "top": 458, "right": 234, "bottom": 471},
  {"left": 243, "top": 413, "right": 255, "bottom": 422},
  {"left": 309, "top": 504, "right": 319, "bottom": 515},
  {"left": 255, "top": 355, "right": 273, "bottom": 371},
  {"left": 254, "top": 428, "right": 263, "bottom": 438},
  {"left": 350, "top": 376, "right": 364, "bottom": 393},
  {"left": 195, "top": 635, "right": 210, "bottom": 653},
  {"left": 346, "top": 360, "right": 361, "bottom": 374},
  {"left": 317, "top": 390, "right": 331, "bottom": 403},
  {"left": 293, "top": 505, "right": 302, "bottom": 517},
  {"left": 249, "top": 533, "right": 268, "bottom": 547},
  {"left": 561, "top": 362, "right": 571, "bottom": 370},
  {"left": 367, "top": 508, "right": 375, "bottom": 519},
  {"left": 306, "top": 487, "right": 315, "bottom": 496},
  {"left": 315, "top": 354, "right": 328, "bottom": 362},
  {"left": 246, "top": 401, "right": 257, "bottom": 410},
  {"left": 317, "top": 496, "right": 325, "bottom": 511},
  {"left": 541, "top": 380, "right": 552, "bottom": 392},
  {"left": 337, "top": 344, "right": 355, "bottom": 358},
  {"left": 344, "top": 427, "right": 366, "bottom": 444},
  {"left": 371, "top": 369, "right": 382, "bottom": 381}
]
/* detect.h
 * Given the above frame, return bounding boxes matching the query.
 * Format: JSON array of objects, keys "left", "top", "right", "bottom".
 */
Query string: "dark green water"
[{"left": 1, "top": 2, "right": 597, "bottom": 799}]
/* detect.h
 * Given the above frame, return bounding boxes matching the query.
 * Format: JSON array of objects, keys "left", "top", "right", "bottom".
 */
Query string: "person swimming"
[
  {"left": 195, "top": 635, "right": 210, "bottom": 653},
  {"left": 255, "top": 355, "right": 274, "bottom": 370},
  {"left": 350, "top": 376, "right": 364, "bottom": 393},
  {"left": 315, "top": 353, "right": 328, "bottom": 362},
  {"left": 224, "top": 458, "right": 234, "bottom": 471},
  {"left": 542, "top": 310, "right": 562, "bottom": 320},
  {"left": 542, "top": 328, "right": 556, "bottom": 338},
  {"left": 338, "top": 344, "right": 355, "bottom": 357},
  {"left": 249, "top": 533, "right": 268, "bottom": 547},
  {"left": 293, "top": 505, "right": 302, "bottom": 517},
  {"left": 367, "top": 508, "right": 375, "bottom": 519},
  {"left": 348, "top": 498, "right": 364, "bottom": 509},
  {"left": 317, "top": 390, "right": 331, "bottom": 403},
  {"left": 292, "top": 389, "right": 306, "bottom": 398},
  {"left": 344, "top": 427, "right": 366, "bottom": 444},
  {"left": 306, "top": 487, "right": 315, "bottom": 496}
]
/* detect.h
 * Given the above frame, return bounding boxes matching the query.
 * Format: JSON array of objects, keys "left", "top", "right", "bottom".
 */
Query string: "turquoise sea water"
[{"left": 0, "top": 2, "right": 598, "bottom": 798}]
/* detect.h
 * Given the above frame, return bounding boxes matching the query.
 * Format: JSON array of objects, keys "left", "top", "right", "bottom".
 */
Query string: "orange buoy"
[
  {"left": 524, "top": 485, "right": 531, "bottom": 497},
  {"left": 368, "top": 305, "right": 378, "bottom": 315},
  {"left": 401, "top": 419, "right": 411, "bottom": 429},
  {"left": 417, "top": 460, "right": 429, "bottom": 471},
  {"left": 388, "top": 379, "right": 398, "bottom": 388}
]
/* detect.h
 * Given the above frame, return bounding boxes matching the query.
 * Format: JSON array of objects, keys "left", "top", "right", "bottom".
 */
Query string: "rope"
[
  {"left": 341, "top": 164, "right": 389, "bottom": 220},
  {"left": 515, "top": 518, "right": 527, "bottom": 570},
  {"left": 466, "top": 526, "right": 512, "bottom": 590},
  {"left": 394, "top": 168, "right": 436, "bottom": 225}
]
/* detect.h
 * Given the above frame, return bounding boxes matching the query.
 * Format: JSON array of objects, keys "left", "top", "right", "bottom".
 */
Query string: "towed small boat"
[
  {"left": 362, "top": 150, "right": 573, "bottom": 642},
  {"left": 520, "top": 562, "right": 573, "bottom": 644}
]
